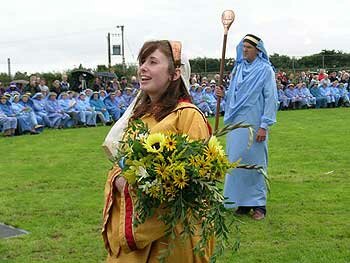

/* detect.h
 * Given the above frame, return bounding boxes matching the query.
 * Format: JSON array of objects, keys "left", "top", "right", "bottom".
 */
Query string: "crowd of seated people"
[
  {"left": 189, "top": 74, "right": 228, "bottom": 117},
  {"left": 1, "top": 69, "right": 349, "bottom": 137},
  {"left": 0, "top": 74, "right": 139, "bottom": 137},
  {"left": 276, "top": 70, "right": 350, "bottom": 110}
]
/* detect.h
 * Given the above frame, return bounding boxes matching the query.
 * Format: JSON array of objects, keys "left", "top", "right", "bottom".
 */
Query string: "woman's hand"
[{"left": 114, "top": 176, "right": 127, "bottom": 192}]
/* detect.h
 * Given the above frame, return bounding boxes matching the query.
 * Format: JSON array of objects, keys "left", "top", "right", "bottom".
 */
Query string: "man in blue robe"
[{"left": 217, "top": 34, "right": 278, "bottom": 220}]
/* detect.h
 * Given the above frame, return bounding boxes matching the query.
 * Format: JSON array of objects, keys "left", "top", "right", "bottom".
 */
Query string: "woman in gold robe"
[{"left": 102, "top": 40, "right": 214, "bottom": 263}]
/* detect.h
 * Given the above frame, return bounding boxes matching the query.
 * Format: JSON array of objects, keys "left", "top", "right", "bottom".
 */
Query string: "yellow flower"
[
  {"left": 164, "top": 136, "right": 177, "bottom": 151},
  {"left": 195, "top": 155, "right": 212, "bottom": 178},
  {"left": 189, "top": 156, "right": 198, "bottom": 167},
  {"left": 148, "top": 185, "right": 161, "bottom": 199},
  {"left": 154, "top": 162, "right": 170, "bottom": 181},
  {"left": 163, "top": 181, "right": 177, "bottom": 197},
  {"left": 205, "top": 136, "right": 225, "bottom": 159},
  {"left": 143, "top": 133, "right": 165, "bottom": 153},
  {"left": 173, "top": 173, "right": 189, "bottom": 189},
  {"left": 171, "top": 164, "right": 188, "bottom": 189}
]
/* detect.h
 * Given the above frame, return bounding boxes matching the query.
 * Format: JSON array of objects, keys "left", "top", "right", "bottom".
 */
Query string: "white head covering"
[{"left": 180, "top": 52, "right": 191, "bottom": 92}]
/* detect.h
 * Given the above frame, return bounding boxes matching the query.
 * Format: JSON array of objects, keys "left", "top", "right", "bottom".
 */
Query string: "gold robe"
[{"left": 102, "top": 102, "right": 214, "bottom": 263}]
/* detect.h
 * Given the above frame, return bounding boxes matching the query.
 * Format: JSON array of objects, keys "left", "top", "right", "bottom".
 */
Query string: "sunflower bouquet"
[{"left": 115, "top": 119, "right": 250, "bottom": 262}]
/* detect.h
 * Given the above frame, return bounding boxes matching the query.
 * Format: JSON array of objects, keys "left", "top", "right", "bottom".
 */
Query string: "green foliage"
[
  {"left": 0, "top": 73, "right": 12, "bottom": 85},
  {"left": 189, "top": 57, "right": 235, "bottom": 74},
  {"left": 271, "top": 49, "right": 350, "bottom": 72}
]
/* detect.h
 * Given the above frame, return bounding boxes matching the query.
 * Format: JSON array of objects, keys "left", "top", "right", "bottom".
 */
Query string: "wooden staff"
[{"left": 215, "top": 10, "right": 235, "bottom": 131}]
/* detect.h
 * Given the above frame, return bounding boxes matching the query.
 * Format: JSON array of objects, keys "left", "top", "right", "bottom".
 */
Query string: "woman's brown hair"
[{"left": 132, "top": 40, "right": 191, "bottom": 122}]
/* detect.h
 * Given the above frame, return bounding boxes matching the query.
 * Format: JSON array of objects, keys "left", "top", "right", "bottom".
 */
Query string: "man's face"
[{"left": 243, "top": 42, "right": 258, "bottom": 62}]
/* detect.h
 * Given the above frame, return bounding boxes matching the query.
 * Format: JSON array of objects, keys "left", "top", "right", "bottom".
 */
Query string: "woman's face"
[{"left": 138, "top": 49, "right": 171, "bottom": 98}]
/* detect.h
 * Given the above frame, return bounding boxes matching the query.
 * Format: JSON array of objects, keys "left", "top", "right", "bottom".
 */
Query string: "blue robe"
[
  {"left": 202, "top": 90, "right": 217, "bottom": 114},
  {"left": 104, "top": 95, "right": 121, "bottom": 121},
  {"left": 192, "top": 90, "right": 211, "bottom": 115},
  {"left": 11, "top": 101, "right": 38, "bottom": 133},
  {"left": 0, "top": 108, "right": 17, "bottom": 132},
  {"left": 319, "top": 85, "right": 334, "bottom": 103},
  {"left": 277, "top": 88, "right": 290, "bottom": 108},
  {"left": 19, "top": 98, "right": 45, "bottom": 126},
  {"left": 58, "top": 96, "right": 79, "bottom": 127},
  {"left": 223, "top": 38, "right": 278, "bottom": 208},
  {"left": 75, "top": 98, "right": 97, "bottom": 125},
  {"left": 309, "top": 86, "right": 327, "bottom": 108},
  {"left": 300, "top": 87, "right": 316, "bottom": 106},
  {"left": 90, "top": 97, "right": 110, "bottom": 123},
  {"left": 44, "top": 99, "right": 70, "bottom": 128},
  {"left": 32, "top": 93, "right": 51, "bottom": 126}
]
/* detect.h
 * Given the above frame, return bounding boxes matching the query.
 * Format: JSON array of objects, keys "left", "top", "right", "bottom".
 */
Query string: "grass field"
[{"left": 1, "top": 108, "right": 350, "bottom": 263}]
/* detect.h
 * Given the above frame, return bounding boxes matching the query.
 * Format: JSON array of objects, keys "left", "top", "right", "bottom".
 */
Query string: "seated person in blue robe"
[
  {"left": 90, "top": 91, "right": 111, "bottom": 125},
  {"left": 337, "top": 83, "right": 350, "bottom": 107},
  {"left": 11, "top": 94, "right": 42, "bottom": 134},
  {"left": 0, "top": 96, "right": 17, "bottom": 136},
  {"left": 309, "top": 83, "right": 327, "bottom": 108},
  {"left": 300, "top": 82, "right": 316, "bottom": 108},
  {"left": 192, "top": 84, "right": 212, "bottom": 116},
  {"left": 44, "top": 92, "right": 71, "bottom": 128},
  {"left": 32, "top": 92, "right": 51, "bottom": 127},
  {"left": 277, "top": 83, "right": 290, "bottom": 110},
  {"left": 58, "top": 92, "right": 80, "bottom": 127},
  {"left": 104, "top": 92, "right": 122, "bottom": 121},
  {"left": 319, "top": 82, "right": 335, "bottom": 107},
  {"left": 75, "top": 92, "right": 97, "bottom": 126}
]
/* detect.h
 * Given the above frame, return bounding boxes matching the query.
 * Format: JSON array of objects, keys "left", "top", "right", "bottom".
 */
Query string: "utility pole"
[
  {"left": 117, "top": 25, "right": 126, "bottom": 72},
  {"left": 7, "top": 58, "right": 11, "bottom": 79},
  {"left": 107, "top": 33, "right": 111, "bottom": 69},
  {"left": 322, "top": 55, "right": 325, "bottom": 69}
]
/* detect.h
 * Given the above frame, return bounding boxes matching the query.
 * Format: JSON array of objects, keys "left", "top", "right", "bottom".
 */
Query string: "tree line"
[{"left": 1, "top": 50, "right": 349, "bottom": 86}]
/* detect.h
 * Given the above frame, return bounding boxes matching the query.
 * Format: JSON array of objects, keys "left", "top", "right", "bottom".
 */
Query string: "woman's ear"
[{"left": 172, "top": 68, "right": 181, "bottom": 81}]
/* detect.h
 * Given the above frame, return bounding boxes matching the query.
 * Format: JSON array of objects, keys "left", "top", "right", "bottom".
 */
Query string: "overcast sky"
[{"left": 1, "top": 0, "right": 349, "bottom": 74}]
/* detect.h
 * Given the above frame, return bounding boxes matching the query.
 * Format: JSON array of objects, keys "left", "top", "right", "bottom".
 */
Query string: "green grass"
[{"left": 1, "top": 108, "right": 350, "bottom": 262}]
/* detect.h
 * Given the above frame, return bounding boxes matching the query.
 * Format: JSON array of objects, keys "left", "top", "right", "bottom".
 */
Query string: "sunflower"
[
  {"left": 173, "top": 173, "right": 189, "bottom": 189},
  {"left": 164, "top": 136, "right": 177, "bottom": 151},
  {"left": 143, "top": 133, "right": 165, "bottom": 153}
]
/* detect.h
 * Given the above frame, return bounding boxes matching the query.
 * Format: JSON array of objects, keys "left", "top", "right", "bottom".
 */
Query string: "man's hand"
[
  {"left": 215, "top": 86, "right": 224, "bottom": 98},
  {"left": 256, "top": 128, "right": 267, "bottom": 142}
]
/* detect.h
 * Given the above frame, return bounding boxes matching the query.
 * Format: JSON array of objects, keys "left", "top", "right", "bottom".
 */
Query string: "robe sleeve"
[
  {"left": 177, "top": 107, "right": 210, "bottom": 140},
  {"left": 260, "top": 67, "right": 278, "bottom": 130}
]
